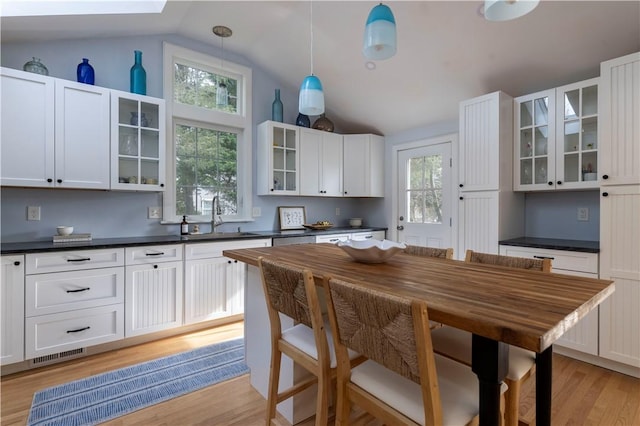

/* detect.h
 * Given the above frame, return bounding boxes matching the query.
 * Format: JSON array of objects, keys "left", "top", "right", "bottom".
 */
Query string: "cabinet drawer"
[
  {"left": 26, "top": 267, "right": 124, "bottom": 317},
  {"left": 26, "top": 248, "right": 124, "bottom": 274},
  {"left": 316, "top": 234, "right": 351, "bottom": 244},
  {"left": 25, "top": 304, "right": 124, "bottom": 359},
  {"left": 185, "top": 239, "right": 272, "bottom": 260},
  {"left": 125, "top": 244, "right": 183, "bottom": 265},
  {"left": 351, "top": 231, "right": 385, "bottom": 241},
  {"left": 498, "top": 245, "right": 598, "bottom": 274}
]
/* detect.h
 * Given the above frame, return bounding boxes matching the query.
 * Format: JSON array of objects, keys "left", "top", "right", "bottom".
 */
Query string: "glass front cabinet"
[
  {"left": 110, "top": 90, "right": 166, "bottom": 191},
  {"left": 257, "top": 121, "right": 299, "bottom": 195},
  {"left": 514, "top": 77, "right": 599, "bottom": 191}
]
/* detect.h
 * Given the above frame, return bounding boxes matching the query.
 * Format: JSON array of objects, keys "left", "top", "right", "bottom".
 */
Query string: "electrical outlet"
[
  {"left": 252, "top": 207, "right": 261, "bottom": 217},
  {"left": 577, "top": 207, "right": 589, "bottom": 221},
  {"left": 27, "top": 206, "right": 41, "bottom": 221},
  {"left": 148, "top": 206, "right": 162, "bottom": 219},
  {"left": 335, "top": 207, "right": 340, "bottom": 216}
]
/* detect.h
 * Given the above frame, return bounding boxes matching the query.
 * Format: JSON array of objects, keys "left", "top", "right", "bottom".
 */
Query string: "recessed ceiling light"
[{"left": 365, "top": 61, "right": 376, "bottom": 71}]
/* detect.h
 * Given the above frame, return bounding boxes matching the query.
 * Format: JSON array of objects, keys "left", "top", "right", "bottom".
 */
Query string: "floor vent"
[{"left": 30, "top": 348, "right": 86, "bottom": 366}]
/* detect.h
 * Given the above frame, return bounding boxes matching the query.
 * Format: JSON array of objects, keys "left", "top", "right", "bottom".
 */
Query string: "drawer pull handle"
[
  {"left": 146, "top": 252, "right": 165, "bottom": 256},
  {"left": 67, "top": 257, "right": 91, "bottom": 262},
  {"left": 67, "top": 326, "right": 90, "bottom": 333},
  {"left": 66, "top": 287, "right": 91, "bottom": 293},
  {"left": 533, "top": 255, "right": 554, "bottom": 260}
]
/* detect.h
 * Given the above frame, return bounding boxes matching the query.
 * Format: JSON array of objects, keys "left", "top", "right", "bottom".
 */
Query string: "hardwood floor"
[{"left": 2, "top": 321, "right": 639, "bottom": 425}]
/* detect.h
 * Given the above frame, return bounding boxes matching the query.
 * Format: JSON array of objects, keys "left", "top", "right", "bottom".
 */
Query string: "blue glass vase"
[
  {"left": 272, "top": 89, "right": 283, "bottom": 122},
  {"left": 77, "top": 58, "right": 95, "bottom": 85},
  {"left": 130, "top": 50, "right": 146, "bottom": 95},
  {"left": 296, "top": 113, "right": 310, "bottom": 128}
]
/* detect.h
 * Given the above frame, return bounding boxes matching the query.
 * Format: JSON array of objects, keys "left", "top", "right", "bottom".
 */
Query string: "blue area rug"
[{"left": 27, "top": 338, "right": 248, "bottom": 426}]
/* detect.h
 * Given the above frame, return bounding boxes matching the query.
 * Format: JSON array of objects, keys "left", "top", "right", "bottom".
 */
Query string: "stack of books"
[{"left": 53, "top": 233, "right": 92, "bottom": 243}]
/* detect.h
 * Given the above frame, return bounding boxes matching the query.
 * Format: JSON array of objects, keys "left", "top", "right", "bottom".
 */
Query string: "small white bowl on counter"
[
  {"left": 349, "top": 218, "right": 363, "bottom": 228},
  {"left": 337, "top": 239, "right": 406, "bottom": 264},
  {"left": 56, "top": 226, "right": 74, "bottom": 236}
]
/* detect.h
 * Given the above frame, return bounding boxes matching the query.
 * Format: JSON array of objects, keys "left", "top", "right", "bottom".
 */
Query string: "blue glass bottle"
[
  {"left": 272, "top": 89, "right": 283, "bottom": 122},
  {"left": 296, "top": 113, "right": 310, "bottom": 128},
  {"left": 130, "top": 50, "right": 146, "bottom": 95},
  {"left": 77, "top": 58, "right": 95, "bottom": 85}
]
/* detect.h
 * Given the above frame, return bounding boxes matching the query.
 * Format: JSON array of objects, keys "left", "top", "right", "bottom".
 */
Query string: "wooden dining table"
[{"left": 224, "top": 243, "right": 615, "bottom": 426}]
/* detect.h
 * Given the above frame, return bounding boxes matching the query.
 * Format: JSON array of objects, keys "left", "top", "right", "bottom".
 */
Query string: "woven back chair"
[
  {"left": 431, "top": 249, "right": 553, "bottom": 426},
  {"left": 325, "top": 277, "right": 482, "bottom": 426},
  {"left": 405, "top": 245, "right": 454, "bottom": 260},
  {"left": 258, "top": 256, "right": 333, "bottom": 426}
]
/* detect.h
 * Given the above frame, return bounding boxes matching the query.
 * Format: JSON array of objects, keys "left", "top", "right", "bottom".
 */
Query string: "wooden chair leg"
[
  {"left": 266, "top": 346, "right": 282, "bottom": 425},
  {"left": 335, "top": 380, "right": 351, "bottom": 426},
  {"left": 504, "top": 377, "right": 521, "bottom": 426},
  {"left": 315, "top": 368, "right": 331, "bottom": 425}
]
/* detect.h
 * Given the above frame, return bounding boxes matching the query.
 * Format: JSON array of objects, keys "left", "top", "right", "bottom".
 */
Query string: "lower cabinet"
[
  {"left": 124, "top": 245, "right": 183, "bottom": 337},
  {"left": 184, "top": 239, "right": 271, "bottom": 325},
  {"left": 499, "top": 245, "right": 599, "bottom": 354},
  {"left": 316, "top": 230, "right": 386, "bottom": 244},
  {"left": 1, "top": 255, "right": 25, "bottom": 365}
]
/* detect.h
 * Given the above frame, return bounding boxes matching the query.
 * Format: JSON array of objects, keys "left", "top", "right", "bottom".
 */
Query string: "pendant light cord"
[{"left": 310, "top": 0, "right": 314, "bottom": 76}]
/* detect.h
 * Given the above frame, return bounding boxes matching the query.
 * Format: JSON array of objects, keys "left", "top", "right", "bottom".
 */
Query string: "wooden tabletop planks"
[{"left": 224, "top": 243, "right": 614, "bottom": 353}]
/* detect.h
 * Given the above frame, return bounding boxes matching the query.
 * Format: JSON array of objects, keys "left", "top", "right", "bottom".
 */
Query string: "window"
[
  {"left": 163, "top": 42, "right": 252, "bottom": 223},
  {"left": 407, "top": 154, "right": 443, "bottom": 224}
]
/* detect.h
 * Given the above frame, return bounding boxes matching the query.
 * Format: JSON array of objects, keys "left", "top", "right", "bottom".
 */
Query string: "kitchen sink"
[{"left": 181, "top": 232, "right": 261, "bottom": 241}]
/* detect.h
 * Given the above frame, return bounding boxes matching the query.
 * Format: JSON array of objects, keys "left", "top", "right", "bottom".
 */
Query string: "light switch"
[
  {"left": 27, "top": 206, "right": 41, "bottom": 221},
  {"left": 577, "top": 207, "right": 589, "bottom": 221}
]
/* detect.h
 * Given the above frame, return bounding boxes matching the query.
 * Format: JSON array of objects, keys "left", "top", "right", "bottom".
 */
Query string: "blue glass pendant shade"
[
  {"left": 363, "top": 3, "right": 397, "bottom": 61},
  {"left": 298, "top": 75, "right": 324, "bottom": 116},
  {"left": 130, "top": 50, "right": 147, "bottom": 95},
  {"left": 77, "top": 58, "right": 95, "bottom": 85},
  {"left": 272, "top": 89, "right": 283, "bottom": 122}
]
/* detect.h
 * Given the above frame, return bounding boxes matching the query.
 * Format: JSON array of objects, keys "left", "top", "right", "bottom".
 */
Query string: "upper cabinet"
[
  {"left": 257, "top": 121, "right": 300, "bottom": 195},
  {"left": 514, "top": 78, "right": 600, "bottom": 191},
  {"left": 459, "top": 91, "right": 514, "bottom": 192},
  {"left": 110, "top": 90, "right": 166, "bottom": 191},
  {"left": 299, "top": 128, "right": 343, "bottom": 197},
  {"left": 343, "top": 134, "right": 384, "bottom": 197},
  {"left": 1, "top": 67, "right": 111, "bottom": 189},
  {"left": 599, "top": 52, "right": 640, "bottom": 186},
  {"left": 257, "top": 121, "right": 384, "bottom": 198}
]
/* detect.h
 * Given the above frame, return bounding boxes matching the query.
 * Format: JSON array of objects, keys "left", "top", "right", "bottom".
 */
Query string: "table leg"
[
  {"left": 536, "top": 346, "right": 553, "bottom": 426},
  {"left": 472, "top": 334, "right": 509, "bottom": 426}
]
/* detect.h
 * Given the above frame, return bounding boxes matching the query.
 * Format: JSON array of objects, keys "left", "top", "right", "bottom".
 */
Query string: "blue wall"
[{"left": 0, "top": 34, "right": 385, "bottom": 242}]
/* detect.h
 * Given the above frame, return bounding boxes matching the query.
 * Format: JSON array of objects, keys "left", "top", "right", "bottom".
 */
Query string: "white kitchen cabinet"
[
  {"left": 24, "top": 248, "right": 125, "bottom": 359},
  {"left": 1, "top": 67, "right": 111, "bottom": 189},
  {"left": 499, "top": 245, "right": 599, "bottom": 355},
  {"left": 299, "top": 128, "right": 343, "bottom": 196},
  {"left": 315, "top": 234, "right": 351, "bottom": 244},
  {"left": 1, "top": 255, "right": 24, "bottom": 365},
  {"left": 350, "top": 230, "right": 385, "bottom": 241},
  {"left": 458, "top": 92, "right": 523, "bottom": 259},
  {"left": 599, "top": 52, "right": 640, "bottom": 186},
  {"left": 343, "top": 134, "right": 384, "bottom": 197},
  {"left": 257, "top": 121, "right": 300, "bottom": 195},
  {"left": 110, "top": 90, "right": 165, "bottom": 191},
  {"left": 125, "top": 245, "right": 183, "bottom": 337},
  {"left": 184, "top": 239, "right": 271, "bottom": 325},
  {"left": 599, "top": 185, "right": 640, "bottom": 369}
]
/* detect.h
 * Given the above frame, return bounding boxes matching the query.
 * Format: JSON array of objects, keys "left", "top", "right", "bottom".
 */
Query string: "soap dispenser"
[{"left": 181, "top": 215, "right": 189, "bottom": 235}]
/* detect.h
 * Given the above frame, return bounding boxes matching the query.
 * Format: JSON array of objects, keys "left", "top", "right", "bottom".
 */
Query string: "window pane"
[
  {"left": 175, "top": 124, "right": 238, "bottom": 216},
  {"left": 406, "top": 154, "right": 443, "bottom": 224},
  {"left": 174, "top": 64, "right": 238, "bottom": 114}
]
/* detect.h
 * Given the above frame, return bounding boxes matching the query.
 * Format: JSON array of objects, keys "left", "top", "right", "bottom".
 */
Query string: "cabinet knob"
[
  {"left": 548, "top": 181, "right": 553, "bottom": 186},
  {"left": 153, "top": 264, "right": 158, "bottom": 269},
  {"left": 557, "top": 180, "right": 562, "bottom": 185},
  {"left": 459, "top": 184, "right": 464, "bottom": 188},
  {"left": 344, "top": 191, "right": 348, "bottom": 195},
  {"left": 602, "top": 192, "right": 609, "bottom": 197},
  {"left": 228, "top": 260, "right": 232, "bottom": 264},
  {"left": 270, "top": 188, "right": 275, "bottom": 191},
  {"left": 602, "top": 174, "right": 609, "bottom": 180},
  {"left": 160, "top": 183, "right": 164, "bottom": 187},
  {"left": 13, "top": 261, "right": 20, "bottom": 266},
  {"left": 459, "top": 196, "right": 464, "bottom": 200},
  {"left": 47, "top": 178, "right": 53, "bottom": 183},
  {"left": 57, "top": 179, "right": 62, "bottom": 183}
]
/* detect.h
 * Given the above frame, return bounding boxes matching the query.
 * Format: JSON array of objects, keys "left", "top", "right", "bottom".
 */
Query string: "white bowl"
[
  {"left": 56, "top": 226, "right": 74, "bottom": 236},
  {"left": 349, "top": 218, "right": 363, "bottom": 228},
  {"left": 337, "top": 239, "right": 406, "bottom": 264}
]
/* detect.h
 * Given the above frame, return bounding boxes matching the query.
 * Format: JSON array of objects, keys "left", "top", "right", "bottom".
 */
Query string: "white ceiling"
[{"left": 2, "top": 1, "right": 639, "bottom": 135}]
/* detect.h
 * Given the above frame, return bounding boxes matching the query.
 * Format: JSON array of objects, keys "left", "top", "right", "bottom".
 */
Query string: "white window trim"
[{"left": 162, "top": 42, "right": 252, "bottom": 223}]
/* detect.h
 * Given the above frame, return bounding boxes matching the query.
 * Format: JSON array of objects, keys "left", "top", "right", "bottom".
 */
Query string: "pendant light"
[
  {"left": 299, "top": 1, "right": 325, "bottom": 116},
  {"left": 363, "top": 3, "right": 396, "bottom": 61},
  {"left": 212, "top": 25, "right": 232, "bottom": 107},
  {"left": 484, "top": 0, "right": 539, "bottom": 21}
]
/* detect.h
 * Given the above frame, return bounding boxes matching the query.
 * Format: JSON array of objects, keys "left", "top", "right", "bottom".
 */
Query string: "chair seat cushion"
[
  {"left": 282, "top": 321, "right": 358, "bottom": 368},
  {"left": 350, "top": 354, "right": 484, "bottom": 425},
  {"left": 431, "top": 326, "right": 536, "bottom": 380}
]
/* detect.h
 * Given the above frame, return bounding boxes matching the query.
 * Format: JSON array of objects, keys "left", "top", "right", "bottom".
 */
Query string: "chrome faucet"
[{"left": 211, "top": 195, "right": 224, "bottom": 233}]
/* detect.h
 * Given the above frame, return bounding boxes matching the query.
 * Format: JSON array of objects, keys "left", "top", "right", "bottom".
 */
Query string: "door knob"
[{"left": 397, "top": 225, "right": 404, "bottom": 231}]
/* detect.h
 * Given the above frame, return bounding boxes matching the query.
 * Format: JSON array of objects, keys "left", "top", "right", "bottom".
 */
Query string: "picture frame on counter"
[{"left": 278, "top": 206, "right": 306, "bottom": 230}]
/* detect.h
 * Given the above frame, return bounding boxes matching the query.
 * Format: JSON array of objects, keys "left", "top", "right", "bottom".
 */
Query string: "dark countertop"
[
  {"left": 499, "top": 237, "right": 599, "bottom": 253},
  {"left": 0, "top": 227, "right": 387, "bottom": 254}
]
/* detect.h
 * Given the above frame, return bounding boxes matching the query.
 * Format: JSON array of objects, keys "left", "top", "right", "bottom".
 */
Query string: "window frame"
[{"left": 162, "top": 42, "right": 252, "bottom": 224}]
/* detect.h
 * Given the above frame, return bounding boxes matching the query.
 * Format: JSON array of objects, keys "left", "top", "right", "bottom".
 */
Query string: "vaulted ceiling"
[{"left": 2, "top": 1, "right": 639, "bottom": 135}]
